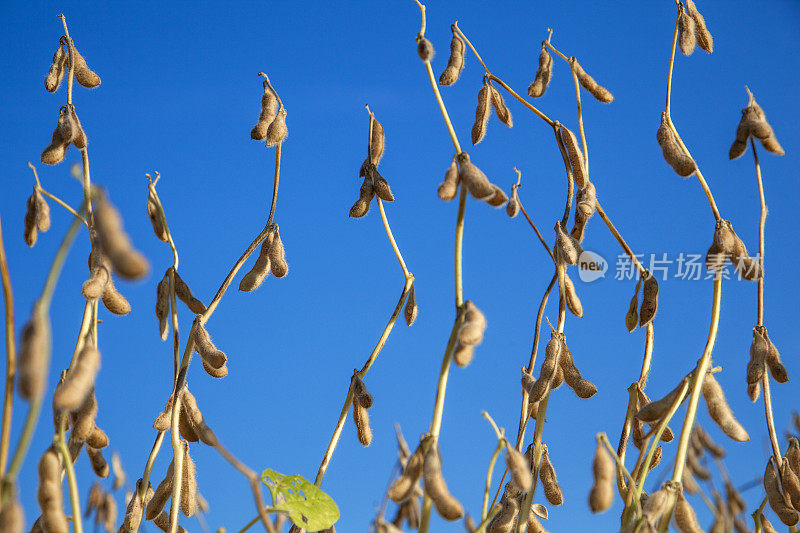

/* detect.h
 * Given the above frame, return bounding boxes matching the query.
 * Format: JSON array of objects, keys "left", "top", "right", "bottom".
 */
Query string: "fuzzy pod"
[
  {"left": 706, "top": 220, "right": 736, "bottom": 271},
  {"left": 153, "top": 510, "right": 187, "bottom": 533},
  {"left": 561, "top": 126, "right": 588, "bottom": 189},
  {"left": 265, "top": 107, "right": 288, "bottom": 147},
  {"left": 438, "top": 160, "right": 460, "bottom": 201},
  {"left": 747, "top": 326, "right": 768, "bottom": 388},
  {"left": 352, "top": 374, "right": 373, "bottom": 409},
  {"left": 193, "top": 322, "right": 228, "bottom": 370},
  {"left": 701, "top": 373, "right": 749, "bottom": 442},
  {"left": 146, "top": 192, "right": 169, "bottom": 243},
  {"left": 71, "top": 388, "right": 98, "bottom": 442},
  {"left": 94, "top": 193, "right": 149, "bottom": 280},
  {"left": 487, "top": 496, "right": 519, "bottom": 533},
  {"left": 674, "top": 492, "right": 703, "bottom": 533},
  {"left": 456, "top": 152, "right": 494, "bottom": 200},
  {"left": 695, "top": 426, "right": 725, "bottom": 458},
  {"left": 781, "top": 459, "right": 800, "bottom": 510},
  {"left": 423, "top": 443, "right": 464, "bottom": 520},
  {"left": 762, "top": 327, "right": 789, "bottom": 383},
  {"left": 101, "top": 276, "right": 132, "bottom": 315},
  {"left": 563, "top": 273, "right": 583, "bottom": 318},
  {"left": 352, "top": 402, "right": 372, "bottom": 446},
  {"left": 251, "top": 84, "right": 279, "bottom": 140},
  {"left": 146, "top": 461, "right": 174, "bottom": 520},
  {"left": 682, "top": 469, "right": 700, "bottom": 495},
  {"left": 560, "top": 338, "right": 597, "bottom": 398},
  {"left": 29, "top": 188, "right": 51, "bottom": 235},
  {"left": 86, "top": 426, "right": 109, "bottom": 449},
  {"left": 643, "top": 488, "right": 669, "bottom": 524},
  {"left": 686, "top": 0, "right": 713, "bottom": 53},
  {"left": 729, "top": 138, "right": 748, "bottom": 160},
  {"left": 635, "top": 378, "right": 687, "bottom": 423},
  {"left": 540, "top": 445, "right": 564, "bottom": 506},
  {"left": 173, "top": 270, "right": 206, "bottom": 314},
  {"left": 787, "top": 438, "right": 800, "bottom": 475},
  {"left": 404, "top": 285, "right": 418, "bottom": 326},
  {"left": 87, "top": 446, "right": 110, "bottom": 477},
  {"left": 0, "top": 493, "right": 24, "bottom": 533},
  {"left": 458, "top": 300, "right": 486, "bottom": 346},
  {"left": 528, "top": 44, "right": 553, "bottom": 98},
  {"left": 416, "top": 37, "right": 434, "bottom": 61},
  {"left": 678, "top": 10, "right": 697, "bottom": 55},
  {"left": 489, "top": 85, "right": 513, "bottom": 128},
  {"left": 41, "top": 107, "right": 76, "bottom": 165},
  {"left": 639, "top": 274, "right": 658, "bottom": 327},
  {"left": 576, "top": 182, "right": 596, "bottom": 220},
  {"left": 182, "top": 389, "right": 218, "bottom": 446},
  {"left": 179, "top": 407, "right": 199, "bottom": 442},
  {"left": 18, "top": 313, "right": 50, "bottom": 401},
  {"left": 369, "top": 115, "right": 386, "bottom": 166},
  {"left": 239, "top": 234, "right": 274, "bottom": 290},
  {"left": 37, "top": 448, "right": 69, "bottom": 533},
  {"left": 180, "top": 443, "right": 198, "bottom": 517},
  {"left": 452, "top": 341, "right": 475, "bottom": 368},
  {"left": 267, "top": 227, "right": 289, "bottom": 278},
  {"left": 53, "top": 344, "right": 100, "bottom": 411},
  {"left": 527, "top": 332, "right": 562, "bottom": 403},
  {"left": 388, "top": 445, "right": 424, "bottom": 503},
  {"left": 471, "top": 81, "right": 491, "bottom": 146},
  {"left": 527, "top": 512, "right": 547, "bottom": 533},
  {"left": 202, "top": 359, "right": 229, "bottom": 379},
  {"left": 589, "top": 441, "right": 614, "bottom": 513},
  {"left": 764, "top": 459, "right": 799, "bottom": 526},
  {"left": 760, "top": 135, "right": 785, "bottom": 156},
  {"left": 656, "top": 112, "right": 696, "bottom": 177},
  {"left": 572, "top": 59, "right": 614, "bottom": 103},
  {"left": 728, "top": 233, "right": 761, "bottom": 281},
  {"left": 686, "top": 449, "right": 710, "bottom": 480},
  {"left": 70, "top": 42, "right": 101, "bottom": 88},
  {"left": 438, "top": 28, "right": 464, "bottom": 85},
  {"left": 555, "top": 221, "right": 583, "bottom": 265},
  {"left": 45, "top": 42, "right": 67, "bottom": 92},
  {"left": 24, "top": 190, "right": 40, "bottom": 247},
  {"left": 70, "top": 107, "right": 88, "bottom": 149},
  {"left": 506, "top": 445, "right": 532, "bottom": 492},
  {"left": 370, "top": 167, "right": 395, "bottom": 202},
  {"left": 485, "top": 184, "right": 509, "bottom": 208},
  {"left": 506, "top": 187, "right": 520, "bottom": 218},
  {"left": 155, "top": 271, "right": 170, "bottom": 340},
  {"left": 625, "top": 293, "right": 639, "bottom": 333},
  {"left": 82, "top": 250, "right": 111, "bottom": 300}
]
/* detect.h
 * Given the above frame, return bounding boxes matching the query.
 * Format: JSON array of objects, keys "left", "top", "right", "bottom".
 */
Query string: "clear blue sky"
[{"left": 1, "top": 1, "right": 799, "bottom": 531}]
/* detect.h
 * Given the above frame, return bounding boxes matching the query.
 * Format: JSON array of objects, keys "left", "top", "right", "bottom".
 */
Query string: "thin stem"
[
  {"left": 761, "top": 374, "right": 782, "bottom": 462},
  {"left": 482, "top": 441, "right": 504, "bottom": 520},
  {"left": 168, "top": 400, "right": 184, "bottom": 533},
  {"left": 213, "top": 440, "right": 276, "bottom": 533},
  {"left": 411, "top": 0, "right": 426, "bottom": 39},
  {"left": 146, "top": 173, "right": 180, "bottom": 270},
  {"left": 422, "top": 61, "right": 461, "bottom": 154},
  {"left": 452, "top": 22, "right": 490, "bottom": 75},
  {"left": 668, "top": 120, "right": 722, "bottom": 222},
  {"left": 133, "top": 431, "right": 166, "bottom": 533},
  {"left": 658, "top": 273, "right": 723, "bottom": 532},
  {"left": 0, "top": 216, "right": 14, "bottom": 475},
  {"left": 55, "top": 413, "right": 83, "bottom": 533},
  {"left": 376, "top": 199, "right": 411, "bottom": 278},
  {"left": 568, "top": 59, "right": 589, "bottom": 173},
  {"left": 616, "top": 384, "right": 639, "bottom": 495},
  {"left": 638, "top": 323, "right": 655, "bottom": 390},
  {"left": 28, "top": 163, "right": 88, "bottom": 227},
  {"left": 58, "top": 14, "right": 74, "bottom": 108},
  {"left": 665, "top": 7, "right": 680, "bottom": 117},
  {"left": 752, "top": 138, "right": 765, "bottom": 326},
  {"left": 543, "top": 40, "right": 569, "bottom": 63},
  {"left": 596, "top": 202, "right": 646, "bottom": 276},
  {"left": 80, "top": 149, "right": 94, "bottom": 226},
  {"left": 517, "top": 199, "right": 553, "bottom": 260},
  {"left": 597, "top": 433, "right": 640, "bottom": 509}
]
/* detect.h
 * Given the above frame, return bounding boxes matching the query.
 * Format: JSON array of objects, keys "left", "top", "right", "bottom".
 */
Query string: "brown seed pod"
[
  {"left": 404, "top": 285, "right": 418, "bottom": 326},
  {"left": 695, "top": 426, "right": 725, "bottom": 458},
  {"left": 251, "top": 83, "right": 279, "bottom": 141},
  {"left": 458, "top": 300, "right": 487, "bottom": 346},
  {"left": 656, "top": 112, "right": 696, "bottom": 177},
  {"left": 0, "top": 492, "right": 24, "bottom": 533},
  {"left": 70, "top": 107, "right": 88, "bottom": 149},
  {"left": 487, "top": 496, "right": 519, "bottom": 533},
  {"left": 540, "top": 445, "right": 564, "bottom": 506},
  {"left": 417, "top": 37, "right": 434, "bottom": 62},
  {"left": 267, "top": 227, "right": 289, "bottom": 278},
  {"left": 71, "top": 388, "right": 98, "bottom": 442},
  {"left": 155, "top": 271, "right": 170, "bottom": 340},
  {"left": 682, "top": 469, "right": 700, "bottom": 495},
  {"left": 86, "top": 426, "right": 108, "bottom": 449},
  {"left": 728, "top": 233, "right": 762, "bottom": 281},
  {"left": 438, "top": 159, "right": 460, "bottom": 202},
  {"left": 625, "top": 296, "right": 639, "bottom": 333},
  {"left": 202, "top": 359, "right": 229, "bottom": 379},
  {"left": 747, "top": 326, "right": 768, "bottom": 389},
  {"left": 686, "top": 448, "right": 711, "bottom": 480},
  {"left": 45, "top": 42, "right": 68, "bottom": 92},
  {"left": 456, "top": 152, "right": 494, "bottom": 200},
  {"left": 37, "top": 447, "right": 69, "bottom": 533},
  {"left": 678, "top": 10, "right": 697, "bottom": 55},
  {"left": 30, "top": 189, "right": 51, "bottom": 237},
  {"left": 82, "top": 249, "right": 111, "bottom": 301},
  {"left": 706, "top": 220, "right": 736, "bottom": 271},
  {"left": 760, "top": 515, "right": 780, "bottom": 533},
  {"left": 388, "top": 444, "right": 424, "bottom": 503},
  {"left": 572, "top": 59, "right": 614, "bottom": 103},
  {"left": 101, "top": 276, "right": 131, "bottom": 315},
  {"left": 674, "top": 492, "right": 703, "bottom": 533},
  {"left": 265, "top": 107, "right": 288, "bottom": 147},
  {"left": 18, "top": 312, "right": 50, "bottom": 401},
  {"left": 787, "top": 438, "right": 800, "bottom": 475},
  {"left": 146, "top": 461, "right": 174, "bottom": 520},
  {"left": 422, "top": 443, "right": 464, "bottom": 520},
  {"left": 639, "top": 274, "right": 658, "bottom": 327},
  {"left": 561, "top": 126, "right": 588, "bottom": 189},
  {"left": 729, "top": 138, "right": 748, "bottom": 160},
  {"left": 182, "top": 389, "right": 217, "bottom": 446},
  {"left": 577, "top": 181, "right": 596, "bottom": 219},
  {"left": 506, "top": 187, "right": 520, "bottom": 217},
  {"left": 589, "top": 440, "right": 614, "bottom": 513},
  {"left": 472, "top": 81, "right": 491, "bottom": 146},
  {"left": 506, "top": 445, "right": 532, "bottom": 492},
  {"left": 643, "top": 488, "right": 669, "bottom": 524},
  {"left": 369, "top": 115, "right": 386, "bottom": 166},
  {"left": 239, "top": 234, "right": 274, "bottom": 290},
  {"left": 368, "top": 166, "right": 395, "bottom": 202},
  {"left": 485, "top": 184, "right": 509, "bottom": 208},
  {"left": 352, "top": 373, "right": 373, "bottom": 409},
  {"left": 53, "top": 344, "right": 100, "bottom": 411},
  {"left": 764, "top": 459, "right": 799, "bottom": 526},
  {"left": 193, "top": 322, "right": 228, "bottom": 370},
  {"left": 452, "top": 341, "right": 475, "bottom": 368},
  {"left": 761, "top": 327, "right": 789, "bottom": 383},
  {"left": 439, "top": 27, "right": 464, "bottom": 85},
  {"left": 781, "top": 459, "right": 800, "bottom": 510},
  {"left": 563, "top": 273, "right": 583, "bottom": 318},
  {"left": 172, "top": 270, "right": 206, "bottom": 314},
  {"left": 686, "top": 0, "right": 713, "bottom": 53},
  {"left": 527, "top": 511, "right": 547, "bottom": 533},
  {"left": 180, "top": 442, "right": 197, "bottom": 517},
  {"left": 41, "top": 107, "right": 76, "bottom": 165},
  {"left": 760, "top": 135, "right": 785, "bottom": 156},
  {"left": 702, "top": 372, "right": 750, "bottom": 442},
  {"left": 526, "top": 332, "right": 562, "bottom": 403},
  {"left": 153, "top": 510, "right": 187, "bottom": 533},
  {"left": 352, "top": 402, "right": 372, "bottom": 446},
  {"left": 635, "top": 377, "right": 688, "bottom": 423},
  {"left": 101, "top": 490, "right": 117, "bottom": 532},
  {"left": 94, "top": 193, "right": 149, "bottom": 280},
  {"left": 560, "top": 337, "right": 597, "bottom": 399},
  {"left": 489, "top": 85, "right": 513, "bottom": 128},
  {"left": 555, "top": 221, "right": 583, "bottom": 265},
  {"left": 528, "top": 44, "right": 553, "bottom": 98},
  {"left": 87, "top": 446, "right": 110, "bottom": 478},
  {"left": 24, "top": 190, "right": 40, "bottom": 247},
  {"left": 146, "top": 192, "right": 169, "bottom": 243},
  {"left": 69, "top": 42, "right": 101, "bottom": 88},
  {"left": 178, "top": 407, "right": 199, "bottom": 442}
]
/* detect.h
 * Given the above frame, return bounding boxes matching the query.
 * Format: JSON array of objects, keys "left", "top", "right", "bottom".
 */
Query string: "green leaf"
[{"left": 261, "top": 469, "right": 339, "bottom": 531}]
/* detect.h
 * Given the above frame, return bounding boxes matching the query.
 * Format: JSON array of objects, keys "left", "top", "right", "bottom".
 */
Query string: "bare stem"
[
  {"left": 58, "top": 14, "right": 75, "bottom": 108},
  {"left": 482, "top": 440, "right": 505, "bottom": 520},
  {"left": 55, "top": 413, "right": 83, "bottom": 533},
  {"left": 0, "top": 216, "right": 14, "bottom": 475},
  {"left": 665, "top": 7, "right": 680, "bottom": 116},
  {"left": 517, "top": 198, "right": 553, "bottom": 260},
  {"left": 596, "top": 202, "right": 646, "bottom": 276}
]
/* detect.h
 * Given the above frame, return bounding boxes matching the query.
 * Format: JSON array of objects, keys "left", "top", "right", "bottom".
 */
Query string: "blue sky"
[{"left": 1, "top": 1, "right": 799, "bottom": 531}]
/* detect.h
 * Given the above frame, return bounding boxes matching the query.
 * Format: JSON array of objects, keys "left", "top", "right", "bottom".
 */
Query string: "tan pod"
[
  {"left": 588, "top": 440, "right": 614, "bottom": 513},
  {"left": 438, "top": 26, "right": 465, "bottom": 86},
  {"left": 701, "top": 373, "right": 749, "bottom": 442},
  {"left": 540, "top": 445, "right": 564, "bottom": 506},
  {"left": 528, "top": 44, "right": 553, "bottom": 98},
  {"left": 456, "top": 152, "right": 494, "bottom": 200},
  {"left": 572, "top": 59, "right": 614, "bottom": 103},
  {"left": 422, "top": 443, "right": 464, "bottom": 520},
  {"left": 471, "top": 81, "right": 491, "bottom": 146}
]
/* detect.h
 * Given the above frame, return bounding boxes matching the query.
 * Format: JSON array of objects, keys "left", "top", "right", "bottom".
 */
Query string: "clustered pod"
[
  {"left": 540, "top": 444, "right": 564, "bottom": 506},
  {"left": 554, "top": 221, "right": 583, "bottom": 265},
  {"left": 387, "top": 442, "right": 424, "bottom": 503},
  {"left": 588, "top": 440, "right": 614, "bottom": 513},
  {"left": 68, "top": 39, "right": 102, "bottom": 88},
  {"left": 41, "top": 105, "right": 88, "bottom": 165},
  {"left": 239, "top": 232, "right": 275, "bottom": 290},
  {"left": 559, "top": 336, "right": 597, "bottom": 398},
  {"left": 571, "top": 59, "right": 614, "bottom": 103},
  {"left": 439, "top": 25, "right": 465, "bottom": 85},
  {"left": 528, "top": 43, "right": 553, "bottom": 98},
  {"left": 193, "top": 319, "right": 229, "bottom": 378},
  {"left": 700, "top": 372, "right": 750, "bottom": 442},
  {"left": 764, "top": 459, "right": 799, "bottom": 526},
  {"left": 44, "top": 40, "right": 67, "bottom": 92},
  {"left": 747, "top": 325, "right": 788, "bottom": 401},
  {"left": 422, "top": 441, "right": 464, "bottom": 520},
  {"left": 471, "top": 79, "right": 491, "bottom": 146},
  {"left": 251, "top": 80, "right": 279, "bottom": 140},
  {"left": 146, "top": 189, "right": 169, "bottom": 242},
  {"left": 93, "top": 191, "right": 150, "bottom": 280},
  {"left": 656, "top": 112, "right": 696, "bottom": 177},
  {"left": 686, "top": 1, "right": 713, "bottom": 53},
  {"left": 455, "top": 152, "right": 506, "bottom": 208},
  {"left": 523, "top": 330, "right": 563, "bottom": 403},
  {"left": 37, "top": 447, "right": 69, "bottom": 533},
  {"left": 182, "top": 388, "right": 218, "bottom": 446},
  {"left": 560, "top": 126, "right": 587, "bottom": 188},
  {"left": 729, "top": 92, "right": 784, "bottom": 158},
  {"left": 52, "top": 343, "right": 100, "bottom": 411},
  {"left": 704, "top": 219, "right": 761, "bottom": 280},
  {"left": 24, "top": 187, "right": 51, "bottom": 247},
  {"left": 453, "top": 300, "right": 486, "bottom": 367},
  {"left": 83, "top": 245, "right": 132, "bottom": 315},
  {"left": 678, "top": 8, "right": 697, "bottom": 55},
  {"left": 351, "top": 373, "right": 373, "bottom": 446}
]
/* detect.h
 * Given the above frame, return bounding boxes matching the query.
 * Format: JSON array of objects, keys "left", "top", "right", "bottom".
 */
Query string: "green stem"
[{"left": 55, "top": 413, "right": 83, "bottom": 533}]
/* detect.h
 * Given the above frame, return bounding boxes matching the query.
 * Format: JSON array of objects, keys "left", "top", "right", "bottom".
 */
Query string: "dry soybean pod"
[
  {"left": 44, "top": 41, "right": 67, "bottom": 92},
  {"left": 528, "top": 43, "right": 553, "bottom": 98},
  {"left": 760, "top": 515, "right": 780, "bottom": 533},
  {"left": 368, "top": 114, "right": 386, "bottom": 166},
  {"left": 40, "top": 107, "right": 73, "bottom": 165},
  {"left": 452, "top": 341, "right": 475, "bottom": 368},
  {"left": 146, "top": 191, "right": 169, "bottom": 242},
  {"left": 577, "top": 181, "right": 596, "bottom": 219},
  {"left": 625, "top": 277, "right": 641, "bottom": 333},
  {"left": 251, "top": 81, "right": 278, "bottom": 141},
  {"left": 37, "top": 447, "right": 69, "bottom": 533},
  {"left": 561, "top": 126, "right": 587, "bottom": 188},
  {"left": 746, "top": 325, "right": 768, "bottom": 390},
  {"left": 686, "top": 0, "right": 713, "bottom": 53},
  {"left": 417, "top": 37, "right": 434, "bottom": 62},
  {"left": 781, "top": 459, "right": 800, "bottom": 510},
  {"left": 674, "top": 492, "right": 703, "bottom": 533},
  {"left": 155, "top": 270, "right": 170, "bottom": 340},
  {"left": 762, "top": 327, "right": 789, "bottom": 383},
  {"left": 489, "top": 83, "right": 513, "bottom": 128},
  {"left": 471, "top": 79, "right": 491, "bottom": 146},
  {"left": 93, "top": 191, "right": 150, "bottom": 280},
  {"left": 82, "top": 248, "right": 110, "bottom": 300},
  {"left": 86, "top": 426, "right": 108, "bottom": 449},
  {"left": 0, "top": 493, "right": 24, "bottom": 533},
  {"left": 192, "top": 320, "right": 227, "bottom": 370},
  {"left": 69, "top": 40, "right": 101, "bottom": 88},
  {"left": 404, "top": 285, "right": 418, "bottom": 326},
  {"left": 485, "top": 184, "right": 509, "bottom": 208},
  {"left": 422, "top": 442, "right": 464, "bottom": 520},
  {"left": 349, "top": 177, "right": 375, "bottom": 218},
  {"left": 656, "top": 112, "right": 696, "bottom": 177},
  {"left": 438, "top": 159, "right": 459, "bottom": 202},
  {"left": 370, "top": 167, "right": 395, "bottom": 202},
  {"left": 639, "top": 273, "right": 658, "bottom": 327},
  {"left": 458, "top": 300, "right": 486, "bottom": 346},
  {"left": 572, "top": 58, "right": 614, "bottom": 103},
  {"left": 588, "top": 440, "right": 614, "bottom": 513},
  {"left": 17, "top": 312, "right": 50, "bottom": 401},
  {"left": 678, "top": 9, "right": 697, "bottom": 55},
  {"left": 268, "top": 226, "right": 289, "bottom": 278},
  {"left": 352, "top": 401, "right": 372, "bottom": 446},
  {"left": 71, "top": 388, "right": 98, "bottom": 441},
  {"left": 701, "top": 372, "right": 749, "bottom": 442},
  {"left": 173, "top": 270, "right": 207, "bottom": 314},
  {"left": 487, "top": 496, "right": 519, "bottom": 533},
  {"left": 563, "top": 272, "right": 583, "bottom": 318},
  {"left": 239, "top": 233, "right": 274, "bottom": 291},
  {"left": 438, "top": 25, "right": 465, "bottom": 86},
  {"left": 387, "top": 444, "right": 424, "bottom": 503},
  {"left": 153, "top": 510, "right": 187, "bottom": 533},
  {"left": 182, "top": 389, "right": 218, "bottom": 446},
  {"left": 53, "top": 344, "right": 100, "bottom": 411},
  {"left": 527, "top": 331, "right": 562, "bottom": 403},
  {"left": 100, "top": 276, "right": 131, "bottom": 316},
  {"left": 506, "top": 185, "right": 520, "bottom": 218},
  {"left": 70, "top": 106, "right": 88, "bottom": 149},
  {"left": 352, "top": 373, "right": 373, "bottom": 409},
  {"left": 180, "top": 441, "right": 197, "bottom": 517},
  {"left": 764, "top": 458, "right": 799, "bottom": 526},
  {"left": 24, "top": 189, "right": 40, "bottom": 247},
  {"left": 635, "top": 377, "right": 688, "bottom": 424},
  {"left": 505, "top": 444, "right": 532, "bottom": 492},
  {"left": 456, "top": 152, "right": 494, "bottom": 200},
  {"left": 146, "top": 460, "right": 174, "bottom": 520},
  {"left": 265, "top": 107, "right": 288, "bottom": 147},
  {"left": 87, "top": 446, "right": 110, "bottom": 477},
  {"left": 540, "top": 444, "right": 564, "bottom": 506},
  {"left": 560, "top": 337, "right": 597, "bottom": 398},
  {"left": 554, "top": 221, "right": 582, "bottom": 265}
]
